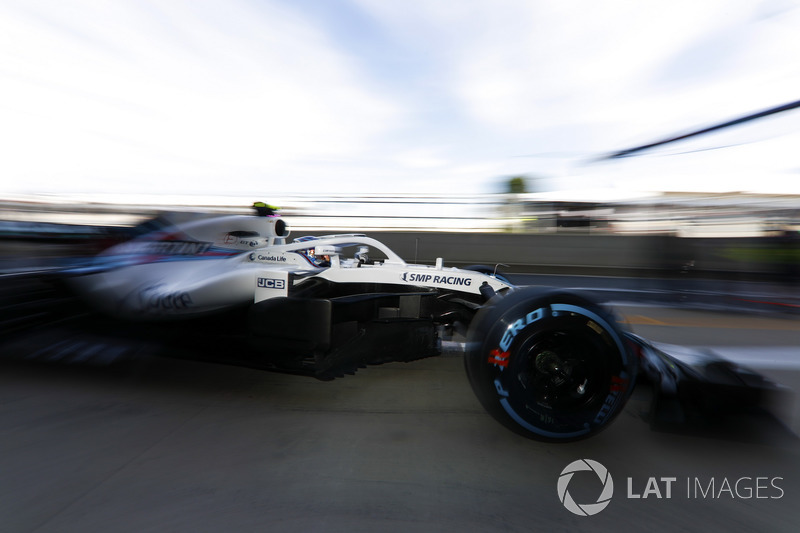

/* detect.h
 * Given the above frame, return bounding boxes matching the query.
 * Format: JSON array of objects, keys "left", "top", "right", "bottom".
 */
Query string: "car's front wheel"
[{"left": 465, "top": 287, "right": 637, "bottom": 441}]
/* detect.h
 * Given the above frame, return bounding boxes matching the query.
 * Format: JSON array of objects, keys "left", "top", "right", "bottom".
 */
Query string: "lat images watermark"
[
  {"left": 558, "top": 459, "right": 785, "bottom": 516},
  {"left": 557, "top": 459, "right": 614, "bottom": 516}
]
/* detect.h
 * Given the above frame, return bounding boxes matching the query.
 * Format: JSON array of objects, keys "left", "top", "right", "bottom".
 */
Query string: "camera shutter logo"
[{"left": 557, "top": 459, "right": 614, "bottom": 516}]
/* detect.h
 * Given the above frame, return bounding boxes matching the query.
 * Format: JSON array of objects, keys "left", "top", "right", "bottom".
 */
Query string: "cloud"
[
  {"left": 1, "top": 0, "right": 799, "bottom": 197},
  {"left": 356, "top": 0, "right": 800, "bottom": 150},
  {"left": 0, "top": 0, "right": 401, "bottom": 193}
]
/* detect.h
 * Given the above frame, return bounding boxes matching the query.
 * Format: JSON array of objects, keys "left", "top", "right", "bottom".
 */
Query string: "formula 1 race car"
[{"left": 42, "top": 208, "right": 785, "bottom": 442}]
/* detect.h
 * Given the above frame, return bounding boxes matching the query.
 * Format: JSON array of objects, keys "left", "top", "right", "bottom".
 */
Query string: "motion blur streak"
[{"left": 1, "top": 202, "right": 799, "bottom": 532}]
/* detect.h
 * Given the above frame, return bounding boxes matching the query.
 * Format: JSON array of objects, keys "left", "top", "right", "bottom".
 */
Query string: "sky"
[{"left": 2, "top": 0, "right": 800, "bottom": 200}]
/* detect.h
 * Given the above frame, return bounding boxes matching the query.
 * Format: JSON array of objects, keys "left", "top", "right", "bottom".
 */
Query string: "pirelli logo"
[{"left": 257, "top": 277, "right": 286, "bottom": 289}]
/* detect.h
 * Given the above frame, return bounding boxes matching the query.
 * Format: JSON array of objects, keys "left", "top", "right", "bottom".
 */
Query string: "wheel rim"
[{"left": 504, "top": 317, "right": 613, "bottom": 415}]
